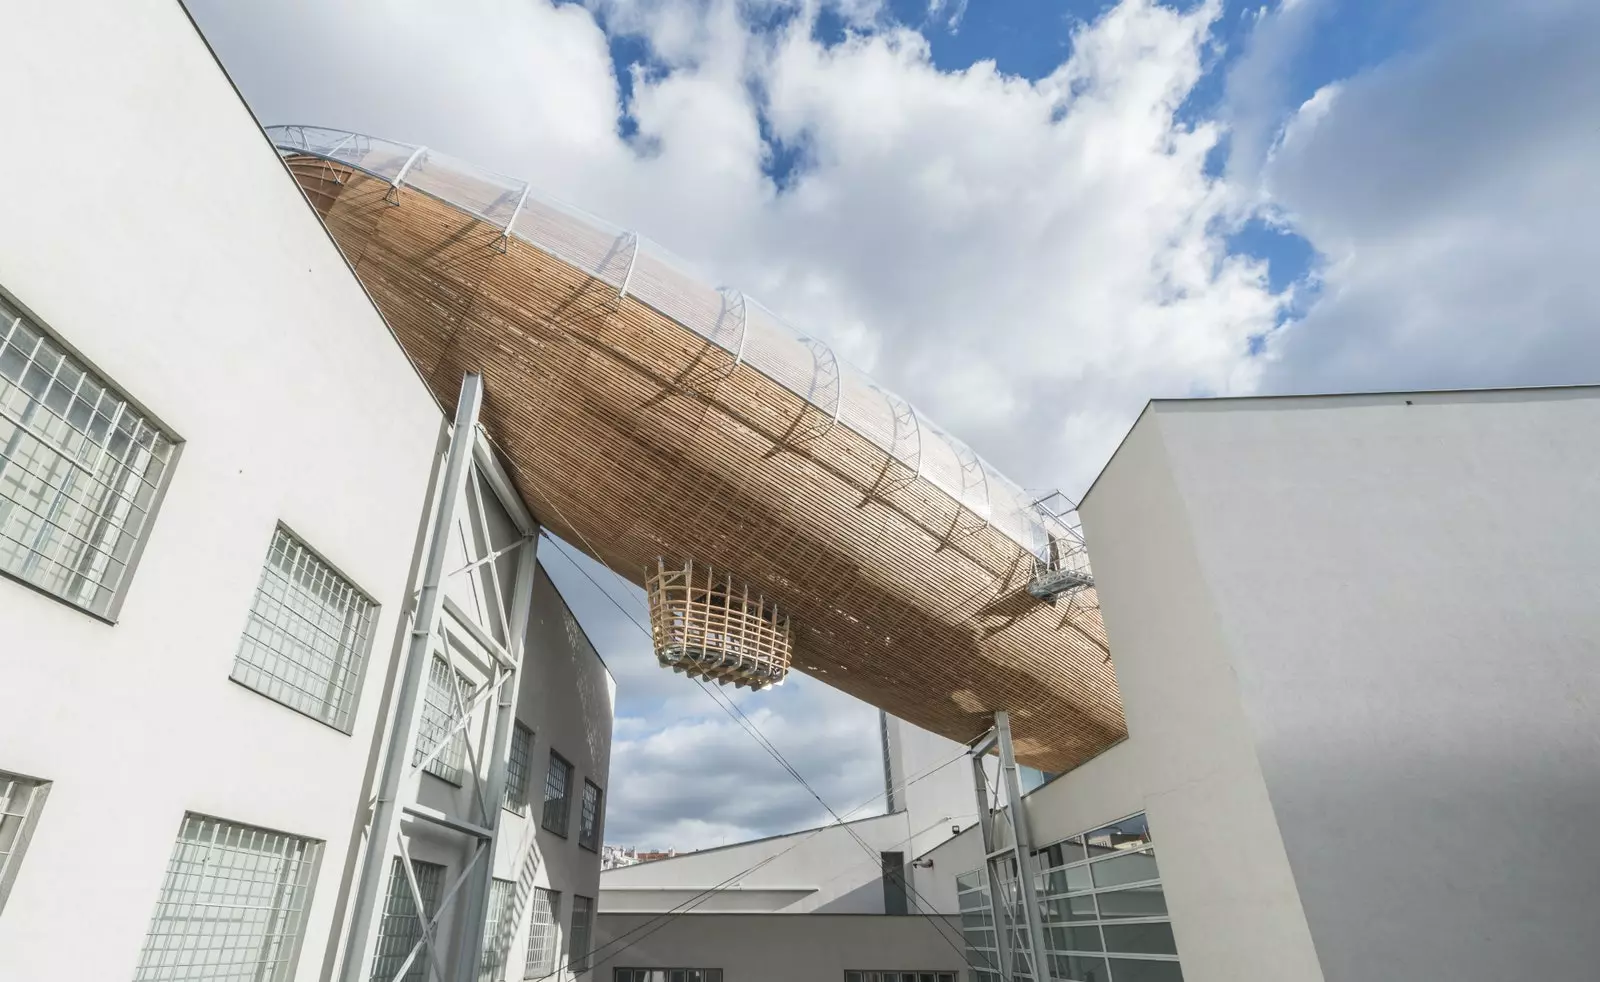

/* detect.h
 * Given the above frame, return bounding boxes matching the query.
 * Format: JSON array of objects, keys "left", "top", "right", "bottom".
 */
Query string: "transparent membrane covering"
[{"left": 268, "top": 126, "right": 1083, "bottom": 562}]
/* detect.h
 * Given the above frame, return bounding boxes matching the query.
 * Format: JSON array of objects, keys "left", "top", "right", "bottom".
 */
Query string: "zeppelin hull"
[{"left": 289, "top": 159, "right": 1125, "bottom": 771}]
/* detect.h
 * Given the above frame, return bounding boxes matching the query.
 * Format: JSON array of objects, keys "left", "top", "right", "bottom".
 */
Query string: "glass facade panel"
[
  {"left": 1045, "top": 894, "right": 1099, "bottom": 921},
  {"left": 1107, "top": 957, "right": 1185, "bottom": 982},
  {"left": 133, "top": 814, "right": 321, "bottom": 982},
  {"left": 1043, "top": 862, "right": 1093, "bottom": 895},
  {"left": 1085, "top": 814, "right": 1151, "bottom": 857},
  {"left": 1094, "top": 884, "right": 1168, "bottom": 919},
  {"left": 1048, "top": 924, "right": 1104, "bottom": 952},
  {"left": 0, "top": 302, "right": 175, "bottom": 616},
  {"left": 1091, "top": 849, "right": 1160, "bottom": 888},
  {"left": 960, "top": 812, "right": 1182, "bottom": 981},
  {"left": 1050, "top": 953, "right": 1111, "bottom": 981},
  {"left": 1101, "top": 922, "right": 1179, "bottom": 956}
]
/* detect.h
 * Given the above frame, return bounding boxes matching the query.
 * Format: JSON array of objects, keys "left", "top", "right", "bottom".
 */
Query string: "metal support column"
[
  {"left": 970, "top": 710, "right": 1051, "bottom": 981},
  {"left": 452, "top": 535, "right": 539, "bottom": 982},
  {"left": 339, "top": 373, "right": 484, "bottom": 982},
  {"left": 970, "top": 738, "right": 1013, "bottom": 980}
]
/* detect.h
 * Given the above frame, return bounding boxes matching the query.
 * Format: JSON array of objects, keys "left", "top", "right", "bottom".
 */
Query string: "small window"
[
  {"left": 578, "top": 780, "right": 603, "bottom": 851},
  {"left": 542, "top": 752, "right": 573, "bottom": 836},
  {"left": 372, "top": 857, "right": 444, "bottom": 982},
  {"left": 479, "top": 877, "right": 517, "bottom": 982},
  {"left": 231, "top": 527, "right": 376, "bottom": 731},
  {"left": 414, "top": 655, "right": 475, "bottom": 785},
  {"left": 504, "top": 722, "right": 533, "bottom": 814},
  {"left": 0, "top": 299, "right": 176, "bottom": 618},
  {"left": 524, "top": 888, "right": 559, "bottom": 977},
  {"left": 131, "top": 814, "right": 322, "bottom": 982},
  {"left": 616, "top": 970, "right": 722, "bottom": 982},
  {"left": 0, "top": 769, "right": 50, "bottom": 914},
  {"left": 568, "top": 894, "right": 594, "bottom": 971}
]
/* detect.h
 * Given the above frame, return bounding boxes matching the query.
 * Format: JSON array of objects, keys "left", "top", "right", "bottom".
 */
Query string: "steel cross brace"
[{"left": 970, "top": 711, "right": 1052, "bottom": 981}]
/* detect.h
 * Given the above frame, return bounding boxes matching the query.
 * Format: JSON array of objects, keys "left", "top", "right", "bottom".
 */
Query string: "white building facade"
[
  {"left": 596, "top": 389, "right": 1600, "bottom": 982},
  {"left": 0, "top": 2, "right": 614, "bottom": 981}
]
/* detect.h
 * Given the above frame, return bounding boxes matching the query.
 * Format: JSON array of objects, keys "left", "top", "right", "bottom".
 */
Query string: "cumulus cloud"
[
  {"left": 186, "top": 0, "right": 1298, "bottom": 848},
  {"left": 1248, "top": 0, "right": 1600, "bottom": 393}
]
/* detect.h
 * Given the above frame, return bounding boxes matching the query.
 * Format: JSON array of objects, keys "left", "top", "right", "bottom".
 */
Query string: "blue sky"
[{"left": 188, "top": 0, "right": 1600, "bottom": 848}]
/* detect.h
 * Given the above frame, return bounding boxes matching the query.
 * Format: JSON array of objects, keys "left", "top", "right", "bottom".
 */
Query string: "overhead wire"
[
  {"left": 526, "top": 733, "right": 974, "bottom": 977},
  {"left": 539, "top": 531, "right": 972, "bottom": 961}
]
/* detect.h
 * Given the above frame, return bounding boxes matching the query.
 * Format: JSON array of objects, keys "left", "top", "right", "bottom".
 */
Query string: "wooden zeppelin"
[{"left": 275, "top": 129, "right": 1125, "bottom": 772}]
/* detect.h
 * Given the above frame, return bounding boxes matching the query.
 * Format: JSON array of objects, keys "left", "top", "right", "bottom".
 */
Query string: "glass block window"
[
  {"left": 0, "top": 769, "right": 50, "bottom": 913},
  {"left": 479, "top": 877, "right": 517, "bottom": 982},
  {"left": 0, "top": 299, "right": 175, "bottom": 617},
  {"left": 504, "top": 723, "right": 533, "bottom": 815},
  {"left": 524, "top": 888, "right": 559, "bottom": 977},
  {"left": 232, "top": 527, "right": 376, "bottom": 731},
  {"left": 568, "top": 895, "right": 594, "bottom": 972},
  {"left": 615, "top": 971, "right": 723, "bottom": 982},
  {"left": 414, "top": 655, "right": 475, "bottom": 784},
  {"left": 960, "top": 812, "right": 1182, "bottom": 982},
  {"left": 132, "top": 814, "right": 321, "bottom": 982},
  {"left": 372, "top": 857, "right": 444, "bottom": 982},
  {"left": 845, "top": 973, "right": 956, "bottom": 982},
  {"left": 578, "top": 780, "right": 603, "bottom": 851},
  {"left": 542, "top": 752, "right": 572, "bottom": 836}
]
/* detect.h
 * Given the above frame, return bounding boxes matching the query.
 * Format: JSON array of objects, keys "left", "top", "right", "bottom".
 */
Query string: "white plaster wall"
[
  {"left": 600, "top": 814, "right": 911, "bottom": 914},
  {"left": 0, "top": 1, "right": 445, "bottom": 979},
  {"left": 888, "top": 716, "right": 995, "bottom": 866},
  {"left": 1076, "top": 410, "right": 1328, "bottom": 982},
  {"left": 1149, "top": 390, "right": 1600, "bottom": 982},
  {"left": 591, "top": 913, "right": 967, "bottom": 981}
]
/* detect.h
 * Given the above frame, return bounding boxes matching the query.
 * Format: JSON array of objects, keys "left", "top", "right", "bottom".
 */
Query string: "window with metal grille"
[
  {"left": 479, "top": 877, "right": 517, "bottom": 982},
  {"left": 542, "top": 752, "right": 572, "bottom": 836},
  {"left": 568, "top": 895, "right": 594, "bottom": 972},
  {"left": 844, "top": 973, "right": 957, "bottom": 982},
  {"left": 504, "top": 722, "right": 533, "bottom": 814},
  {"left": 0, "top": 769, "right": 50, "bottom": 914},
  {"left": 614, "top": 971, "right": 723, "bottom": 982},
  {"left": 231, "top": 527, "right": 376, "bottom": 731},
  {"left": 414, "top": 655, "right": 474, "bottom": 784},
  {"left": 578, "top": 780, "right": 602, "bottom": 851},
  {"left": 131, "top": 814, "right": 321, "bottom": 982},
  {"left": 372, "top": 857, "right": 444, "bottom": 982},
  {"left": 0, "top": 298, "right": 175, "bottom": 618},
  {"left": 523, "top": 888, "right": 559, "bottom": 978}
]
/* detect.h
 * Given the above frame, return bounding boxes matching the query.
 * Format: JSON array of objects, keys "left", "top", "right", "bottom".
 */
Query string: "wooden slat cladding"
[{"left": 287, "top": 158, "right": 1125, "bottom": 771}]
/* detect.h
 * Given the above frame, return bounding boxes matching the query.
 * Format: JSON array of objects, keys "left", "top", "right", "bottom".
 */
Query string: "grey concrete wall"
[
  {"left": 484, "top": 561, "right": 617, "bottom": 979},
  {"left": 591, "top": 913, "right": 967, "bottom": 981},
  {"left": 1150, "top": 390, "right": 1600, "bottom": 982}
]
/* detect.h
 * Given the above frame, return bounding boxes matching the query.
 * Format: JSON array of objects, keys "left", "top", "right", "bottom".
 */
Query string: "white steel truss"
[
  {"left": 338, "top": 373, "right": 542, "bottom": 982},
  {"left": 970, "top": 711, "right": 1051, "bottom": 982}
]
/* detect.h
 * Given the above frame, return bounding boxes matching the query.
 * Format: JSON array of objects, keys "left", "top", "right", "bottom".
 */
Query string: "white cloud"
[
  {"left": 186, "top": 0, "right": 1289, "bottom": 846},
  {"left": 1252, "top": 0, "right": 1600, "bottom": 393}
]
